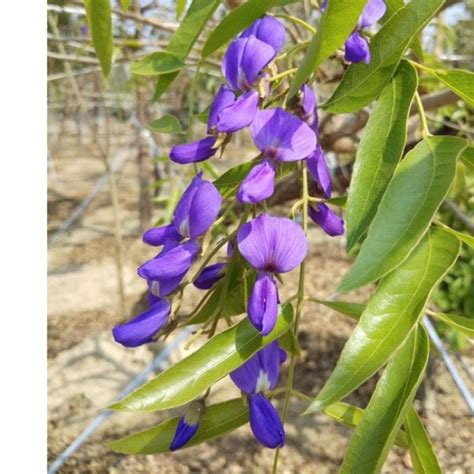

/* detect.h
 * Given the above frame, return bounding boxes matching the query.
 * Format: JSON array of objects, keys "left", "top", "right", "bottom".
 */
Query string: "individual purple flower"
[
  {"left": 238, "top": 108, "right": 316, "bottom": 204},
  {"left": 170, "top": 401, "right": 204, "bottom": 451},
  {"left": 194, "top": 262, "right": 226, "bottom": 290},
  {"left": 223, "top": 36, "right": 275, "bottom": 93},
  {"left": 112, "top": 299, "right": 171, "bottom": 347},
  {"left": 170, "top": 136, "right": 218, "bottom": 164},
  {"left": 230, "top": 341, "right": 286, "bottom": 449},
  {"left": 309, "top": 203, "right": 345, "bottom": 237},
  {"left": 208, "top": 86, "right": 260, "bottom": 134},
  {"left": 294, "top": 84, "right": 318, "bottom": 132},
  {"left": 240, "top": 16, "right": 286, "bottom": 56},
  {"left": 344, "top": 0, "right": 386, "bottom": 64},
  {"left": 237, "top": 214, "right": 308, "bottom": 334}
]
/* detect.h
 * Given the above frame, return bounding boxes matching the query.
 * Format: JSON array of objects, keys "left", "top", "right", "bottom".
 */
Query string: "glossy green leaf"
[
  {"left": 324, "top": 0, "right": 443, "bottom": 113},
  {"left": 307, "top": 297, "right": 364, "bottom": 320},
  {"left": 323, "top": 402, "right": 408, "bottom": 449},
  {"left": 108, "top": 398, "right": 248, "bottom": 454},
  {"left": 84, "top": 0, "right": 113, "bottom": 77},
  {"left": 147, "top": 115, "right": 183, "bottom": 134},
  {"left": 345, "top": 61, "right": 418, "bottom": 251},
  {"left": 288, "top": 0, "right": 367, "bottom": 98},
  {"left": 202, "top": 0, "right": 279, "bottom": 58},
  {"left": 214, "top": 161, "right": 257, "bottom": 199},
  {"left": 435, "top": 222, "right": 474, "bottom": 249},
  {"left": 307, "top": 228, "right": 460, "bottom": 412},
  {"left": 110, "top": 304, "right": 293, "bottom": 412},
  {"left": 153, "top": 0, "right": 221, "bottom": 100},
  {"left": 323, "top": 196, "right": 347, "bottom": 208},
  {"left": 130, "top": 52, "right": 187, "bottom": 76},
  {"left": 405, "top": 406, "right": 442, "bottom": 474},
  {"left": 340, "top": 327, "right": 429, "bottom": 473},
  {"left": 176, "top": 0, "right": 187, "bottom": 19},
  {"left": 430, "top": 312, "right": 474, "bottom": 338},
  {"left": 339, "top": 136, "right": 466, "bottom": 293},
  {"left": 424, "top": 67, "right": 474, "bottom": 106}
]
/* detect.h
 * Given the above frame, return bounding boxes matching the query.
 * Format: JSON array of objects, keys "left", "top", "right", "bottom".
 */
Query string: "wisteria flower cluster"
[{"left": 112, "top": 12, "right": 353, "bottom": 452}]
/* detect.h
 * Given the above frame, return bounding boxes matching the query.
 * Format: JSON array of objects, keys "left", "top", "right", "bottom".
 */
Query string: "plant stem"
[
  {"left": 272, "top": 163, "right": 309, "bottom": 474},
  {"left": 415, "top": 91, "right": 431, "bottom": 138},
  {"left": 272, "top": 13, "right": 316, "bottom": 34}
]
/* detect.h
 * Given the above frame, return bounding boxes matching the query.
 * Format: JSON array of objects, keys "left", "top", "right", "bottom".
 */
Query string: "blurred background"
[{"left": 47, "top": 1, "right": 473, "bottom": 472}]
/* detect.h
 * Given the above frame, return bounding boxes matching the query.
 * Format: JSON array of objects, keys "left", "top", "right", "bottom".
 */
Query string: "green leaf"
[
  {"left": 279, "top": 326, "right": 300, "bottom": 356},
  {"left": 307, "top": 298, "right": 364, "bottom": 320},
  {"left": 423, "top": 67, "right": 474, "bottom": 107},
  {"left": 288, "top": 0, "right": 367, "bottom": 98},
  {"left": 202, "top": 0, "right": 279, "bottom": 58},
  {"left": 120, "top": 0, "right": 129, "bottom": 11},
  {"left": 176, "top": 0, "right": 187, "bottom": 20},
  {"left": 307, "top": 228, "right": 460, "bottom": 412},
  {"left": 430, "top": 312, "right": 474, "bottom": 338},
  {"left": 345, "top": 61, "right": 418, "bottom": 251},
  {"left": 435, "top": 222, "right": 474, "bottom": 249},
  {"left": 405, "top": 406, "right": 442, "bottom": 474},
  {"left": 130, "top": 52, "right": 187, "bottom": 76},
  {"left": 153, "top": 0, "right": 221, "bottom": 100},
  {"left": 108, "top": 398, "right": 248, "bottom": 454},
  {"left": 340, "top": 326, "right": 429, "bottom": 473},
  {"left": 324, "top": 0, "right": 444, "bottom": 113},
  {"left": 110, "top": 304, "right": 293, "bottom": 412},
  {"left": 338, "top": 136, "right": 466, "bottom": 293},
  {"left": 147, "top": 115, "right": 183, "bottom": 134},
  {"left": 214, "top": 161, "right": 257, "bottom": 199},
  {"left": 460, "top": 146, "right": 474, "bottom": 172},
  {"left": 84, "top": 0, "right": 113, "bottom": 77},
  {"left": 323, "top": 196, "right": 347, "bottom": 208},
  {"left": 323, "top": 402, "right": 408, "bottom": 449}
]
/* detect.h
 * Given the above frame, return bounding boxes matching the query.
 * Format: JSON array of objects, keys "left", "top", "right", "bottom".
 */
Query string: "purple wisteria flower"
[
  {"left": 230, "top": 341, "right": 286, "bottom": 448},
  {"left": 237, "top": 214, "right": 308, "bottom": 335},
  {"left": 194, "top": 262, "right": 226, "bottom": 290},
  {"left": 170, "top": 401, "right": 205, "bottom": 451},
  {"left": 238, "top": 108, "right": 317, "bottom": 204},
  {"left": 345, "top": 0, "right": 386, "bottom": 63},
  {"left": 309, "top": 203, "right": 344, "bottom": 236},
  {"left": 113, "top": 299, "right": 171, "bottom": 348},
  {"left": 170, "top": 136, "right": 218, "bottom": 165}
]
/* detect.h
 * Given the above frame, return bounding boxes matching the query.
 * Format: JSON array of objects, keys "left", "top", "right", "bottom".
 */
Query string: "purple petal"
[
  {"left": 307, "top": 145, "right": 332, "bottom": 198},
  {"left": 194, "top": 263, "right": 225, "bottom": 290},
  {"left": 250, "top": 108, "right": 317, "bottom": 162},
  {"left": 216, "top": 90, "right": 260, "bottom": 133},
  {"left": 237, "top": 160, "right": 275, "bottom": 204},
  {"left": 248, "top": 393, "right": 285, "bottom": 449},
  {"left": 208, "top": 85, "right": 236, "bottom": 133},
  {"left": 359, "top": 0, "right": 387, "bottom": 29},
  {"left": 142, "top": 224, "right": 182, "bottom": 246},
  {"left": 240, "top": 16, "right": 286, "bottom": 55},
  {"left": 170, "top": 136, "right": 218, "bottom": 164},
  {"left": 237, "top": 214, "right": 308, "bottom": 273},
  {"left": 294, "top": 84, "right": 318, "bottom": 132},
  {"left": 112, "top": 299, "right": 171, "bottom": 347},
  {"left": 174, "top": 173, "right": 223, "bottom": 239},
  {"left": 309, "top": 203, "right": 345, "bottom": 236},
  {"left": 170, "top": 416, "right": 199, "bottom": 451},
  {"left": 344, "top": 31, "right": 371, "bottom": 64},
  {"left": 223, "top": 37, "right": 275, "bottom": 91},
  {"left": 148, "top": 273, "right": 186, "bottom": 298},
  {"left": 138, "top": 240, "right": 200, "bottom": 280},
  {"left": 230, "top": 341, "right": 282, "bottom": 394},
  {"left": 248, "top": 273, "right": 279, "bottom": 336},
  {"left": 321, "top": 0, "right": 328, "bottom": 10}
]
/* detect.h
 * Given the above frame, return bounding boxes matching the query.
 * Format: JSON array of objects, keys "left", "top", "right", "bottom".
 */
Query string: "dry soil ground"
[{"left": 48, "top": 119, "right": 473, "bottom": 473}]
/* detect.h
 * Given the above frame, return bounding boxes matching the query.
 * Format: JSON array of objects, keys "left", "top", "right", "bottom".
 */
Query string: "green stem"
[
  {"left": 414, "top": 91, "right": 431, "bottom": 138},
  {"left": 269, "top": 68, "right": 298, "bottom": 83},
  {"left": 272, "top": 163, "right": 309, "bottom": 474},
  {"left": 272, "top": 13, "right": 316, "bottom": 34}
]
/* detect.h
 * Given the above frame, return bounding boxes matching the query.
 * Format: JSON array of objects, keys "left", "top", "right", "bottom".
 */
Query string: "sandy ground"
[{"left": 48, "top": 119, "right": 473, "bottom": 473}]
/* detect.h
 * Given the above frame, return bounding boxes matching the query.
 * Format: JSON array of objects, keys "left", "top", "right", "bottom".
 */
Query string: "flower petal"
[
  {"left": 112, "top": 299, "right": 171, "bottom": 347},
  {"left": 194, "top": 263, "right": 225, "bottom": 290},
  {"left": 237, "top": 160, "right": 275, "bottom": 204},
  {"left": 216, "top": 90, "right": 260, "bottom": 133},
  {"left": 223, "top": 37, "right": 274, "bottom": 91},
  {"left": 250, "top": 108, "right": 317, "bottom": 162},
  {"left": 359, "top": 0, "right": 387, "bottom": 29},
  {"left": 237, "top": 214, "right": 308, "bottom": 273},
  {"left": 248, "top": 273, "right": 279, "bottom": 336},
  {"left": 248, "top": 393, "right": 285, "bottom": 449},
  {"left": 170, "top": 136, "right": 218, "bottom": 164},
  {"left": 142, "top": 224, "right": 182, "bottom": 246},
  {"left": 307, "top": 145, "right": 332, "bottom": 198},
  {"left": 138, "top": 240, "right": 200, "bottom": 280},
  {"left": 208, "top": 85, "right": 236, "bottom": 133},
  {"left": 295, "top": 84, "right": 318, "bottom": 132},
  {"left": 240, "top": 16, "right": 286, "bottom": 55},
  {"left": 148, "top": 273, "right": 186, "bottom": 298},
  {"left": 309, "top": 203, "right": 345, "bottom": 236},
  {"left": 344, "top": 31, "right": 371, "bottom": 64},
  {"left": 170, "top": 417, "right": 200, "bottom": 451}
]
